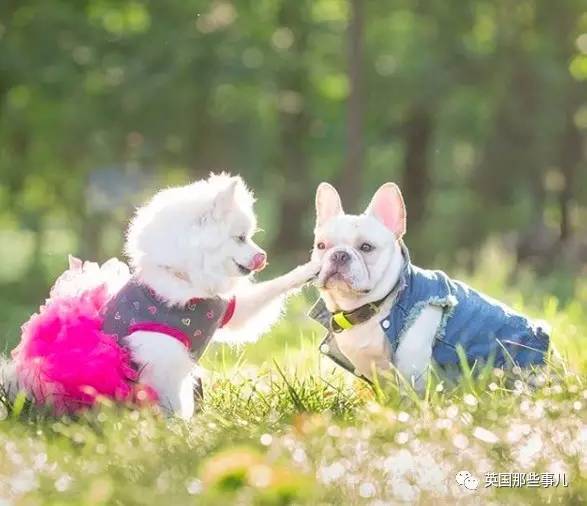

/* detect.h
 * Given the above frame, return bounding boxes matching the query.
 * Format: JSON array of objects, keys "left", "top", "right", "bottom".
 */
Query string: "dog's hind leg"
[{"left": 125, "top": 330, "right": 196, "bottom": 419}]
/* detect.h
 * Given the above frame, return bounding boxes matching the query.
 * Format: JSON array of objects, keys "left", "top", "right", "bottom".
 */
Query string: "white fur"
[
  {"left": 2, "top": 173, "right": 319, "bottom": 419},
  {"left": 126, "top": 174, "right": 262, "bottom": 303},
  {"left": 125, "top": 331, "right": 196, "bottom": 419},
  {"left": 394, "top": 306, "right": 443, "bottom": 390},
  {"left": 332, "top": 295, "right": 395, "bottom": 378},
  {"left": 125, "top": 174, "right": 319, "bottom": 418},
  {"left": 128, "top": 258, "right": 318, "bottom": 419},
  {"left": 312, "top": 182, "right": 441, "bottom": 391}
]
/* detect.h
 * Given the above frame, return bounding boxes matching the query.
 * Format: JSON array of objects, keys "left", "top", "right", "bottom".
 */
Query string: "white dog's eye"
[
  {"left": 360, "top": 242, "right": 374, "bottom": 253},
  {"left": 316, "top": 242, "right": 326, "bottom": 250},
  {"left": 235, "top": 235, "right": 246, "bottom": 243}
]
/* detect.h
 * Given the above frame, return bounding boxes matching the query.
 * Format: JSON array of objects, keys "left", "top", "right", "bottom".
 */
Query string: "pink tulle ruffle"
[{"left": 12, "top": 257, "right": 158, "bottom": 414}]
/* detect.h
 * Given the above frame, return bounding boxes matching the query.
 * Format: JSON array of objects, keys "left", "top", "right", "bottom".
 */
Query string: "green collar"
[
  {"left": 309, "top": 287, "right": 397, "bottom": 334},
  {"left": 328, "top": 292, "right": 392, "bottom": 332}
]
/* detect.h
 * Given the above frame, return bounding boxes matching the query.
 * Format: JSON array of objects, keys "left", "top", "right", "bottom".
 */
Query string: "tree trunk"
[
  {"left": 339, "top": 0, "right": 364, "bottom": 211},
  {"left": 558, "top": 100, "right": 581, "bottom": 243},
  {"left": 274, "top": 106, "right": 309, "bottom": 256},
  {"left": 273, "top": 1, "right": 311, "bottom": 258},
  {"left": 554, "top": 3, "right": 583, "bottom": 245},
  {"left": 400, "top": 105, "right": 433, "bottom": 226}
]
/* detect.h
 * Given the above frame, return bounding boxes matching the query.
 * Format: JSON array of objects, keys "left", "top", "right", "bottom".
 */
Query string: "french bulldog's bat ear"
[
  {"left": 315, "top": 182, "right": 343, "bottom": 227},
  {"left": 365, "top": 183, "right": 406, "bottom": 237}
]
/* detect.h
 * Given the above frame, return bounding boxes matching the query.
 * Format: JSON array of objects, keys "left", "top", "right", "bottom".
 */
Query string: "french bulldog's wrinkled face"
[{"left": 311, "top": 182, "right": 406, "bottom": 302}]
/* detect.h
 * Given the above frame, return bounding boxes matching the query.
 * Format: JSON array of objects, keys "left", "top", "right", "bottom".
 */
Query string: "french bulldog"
[{"left": 309, "top": 182, "right": 549, "bottom": 390}]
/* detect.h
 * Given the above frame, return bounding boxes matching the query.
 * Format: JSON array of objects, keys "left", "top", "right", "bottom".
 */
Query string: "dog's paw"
[{"left": 297, "top": 259, "right": 322, "bottom": 283}]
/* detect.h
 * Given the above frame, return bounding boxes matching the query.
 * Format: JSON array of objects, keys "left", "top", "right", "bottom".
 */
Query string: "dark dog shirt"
[{"left": 102, "top": 279, "right": 234, "bottom": 360}]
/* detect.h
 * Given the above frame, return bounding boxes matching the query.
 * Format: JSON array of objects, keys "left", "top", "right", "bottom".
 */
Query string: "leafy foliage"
[{"left": 0, "top": 0, "right": 586, "bottom": 304}]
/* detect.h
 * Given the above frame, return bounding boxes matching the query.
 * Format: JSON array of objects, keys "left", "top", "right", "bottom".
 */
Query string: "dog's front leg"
[
  {"left": 225, "top": 260, "right": 319, "bottom": 331},
  {"left": 394, "top": 305, "right": 443, "bottom": 393}
]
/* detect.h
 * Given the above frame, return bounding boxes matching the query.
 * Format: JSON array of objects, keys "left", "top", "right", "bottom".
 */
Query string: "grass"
[{"left": 1, "top": 252, "right": 586, "bottom": 505}]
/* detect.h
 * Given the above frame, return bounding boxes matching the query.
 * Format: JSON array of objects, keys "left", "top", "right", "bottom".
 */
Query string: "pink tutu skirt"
[{"left": 12, "top": 256, "right": 158, "bottom": 414}]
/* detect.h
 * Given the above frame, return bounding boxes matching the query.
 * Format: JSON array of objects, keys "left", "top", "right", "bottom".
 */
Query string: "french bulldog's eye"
[
  {"left": 360, "top": 242, "right": 374, "bottom": 253},
  {"left": 317, "top": 242, "right": 326, "bottom": 250}
]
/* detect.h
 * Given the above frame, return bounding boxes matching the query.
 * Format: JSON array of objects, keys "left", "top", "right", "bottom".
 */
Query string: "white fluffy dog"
[
  {"left": 1, "top": 174, "right": 318, "bottom": 418},
  {"left": 125, "top": 174, "right": 319, "bottom": 417}
]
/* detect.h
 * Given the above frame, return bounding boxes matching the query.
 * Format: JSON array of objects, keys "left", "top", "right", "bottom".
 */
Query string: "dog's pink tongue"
[{"left": 250, "top": 252, "right": 267, "bottom": 272}]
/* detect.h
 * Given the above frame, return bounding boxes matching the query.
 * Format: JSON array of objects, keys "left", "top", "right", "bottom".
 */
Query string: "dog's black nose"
[{"left": 331, "top": 250, "right": 350, "bottom": 265}]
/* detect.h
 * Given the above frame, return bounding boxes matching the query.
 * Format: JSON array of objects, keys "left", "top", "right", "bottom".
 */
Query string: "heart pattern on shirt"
[{"left": 181, "top": 318, "right": 191, "bottom": 326}]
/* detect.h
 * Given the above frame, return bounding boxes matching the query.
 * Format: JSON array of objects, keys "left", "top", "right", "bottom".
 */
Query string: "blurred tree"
[
  {"left": 272, "top": 0, "right": 313, "bottom": 256},
  {"left": 339, "top": 0, "right": 364, "bottom": 210},
  {"left": 0, "top": 0, "right": 585, "bottom": 304}
]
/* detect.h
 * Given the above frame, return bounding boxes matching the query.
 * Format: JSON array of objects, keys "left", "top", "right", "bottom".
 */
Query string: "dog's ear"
[
  {"left": 212, "top": 179, "right": 238, "bottom": 218},
  {"left": 315, "top": 182, "right": 343, "bottom": 227},
  {"left": 365, "top": 183, "right": 406, "bottom": 237}
]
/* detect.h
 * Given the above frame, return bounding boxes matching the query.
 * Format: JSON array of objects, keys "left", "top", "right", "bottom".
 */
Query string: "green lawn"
[{"left": 1, "top": 261, "right": 586, "bottom": 505}]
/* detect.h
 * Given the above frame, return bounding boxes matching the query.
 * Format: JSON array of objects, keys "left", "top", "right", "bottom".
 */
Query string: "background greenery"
[
  {"left": 1, "top": 0, "right": 586, "bottom": 310},
  {"left": 1, "top": 1, "right": 586, "bottom": 504}
]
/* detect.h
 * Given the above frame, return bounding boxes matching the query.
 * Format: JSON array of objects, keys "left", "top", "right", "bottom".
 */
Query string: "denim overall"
[{"left": 310, "top": 244, "right": 550, "bottom": 381}]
